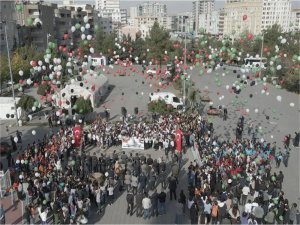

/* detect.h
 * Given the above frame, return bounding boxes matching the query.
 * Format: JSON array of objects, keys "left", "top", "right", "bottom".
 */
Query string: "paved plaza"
[{"left": 0, "top": 65, "right": 299, "bottom": 224}]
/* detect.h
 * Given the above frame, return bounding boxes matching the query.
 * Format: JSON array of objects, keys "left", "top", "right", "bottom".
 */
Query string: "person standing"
[
  {"left": 136, "top": 191, "right": 144, "bottom": 217},
  {"left": 107, "top": 184, "right": 114, "bottom": 205},
  {"left": 158, "top": 189, "right": 167, "bottom": 215},
  {"left": 241, "top": 185, "right": 250, "bottom": 206},
  {"left": 190, "top": 203, "right": 199, "bottom": 224},
  {"left": 151, "top": 189, "right": 159, "bottom": 217},
  {"left": 0, "top": 204, "right": 5, "bottom": 225},
  {"left": 126, "top": 189, "right": 134, "bottom": 216},
  {"left": 169, "top": 176, "right": 177, "bottom": 200},
  {"left": 293, "top": 131, "right": 299, "bottom": 147},
  {"left": 178, "top": 190, "right": 187, "bottom": 214},
  {"left": 142, "top": 194, "right": 152, "bottom": 219}
]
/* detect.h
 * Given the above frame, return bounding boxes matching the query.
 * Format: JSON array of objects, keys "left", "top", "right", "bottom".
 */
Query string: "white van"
[
  {"left": 91, "top": 56, "right": 106, "bottom": 67},
  {"left": 149, "top": 92, "right": 184, "bottom": 110},
  {"left": 244, "top": 57, "right": 267, "bottom": 69}
]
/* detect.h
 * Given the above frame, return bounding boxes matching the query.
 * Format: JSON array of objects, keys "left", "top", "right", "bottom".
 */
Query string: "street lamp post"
[
  {"left": 2, "top": 21, "right": 19, "bottom": 126},
  {"left": 259, "top": 32, "right": 265, "bottom": 77}
]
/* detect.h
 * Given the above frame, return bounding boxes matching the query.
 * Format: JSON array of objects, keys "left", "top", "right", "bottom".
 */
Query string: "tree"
[
  {"left": 145, "top": 22, "right": 172, "bottom": 67},
  {"left": 74, "top": 97, "right": 93, "bottom": 115},
  {"left": 17, "top": 94, "right": 36, "bottom": 112},
  {"left": 148, "top": 100, "right": 174, "bottom": 114},
  {"left": 37, "top": 83, "right": 51, "bottom": 96}
]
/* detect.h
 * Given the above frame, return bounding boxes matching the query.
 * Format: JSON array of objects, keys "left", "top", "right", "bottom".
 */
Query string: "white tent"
[{"left": 56, "top": 74, "right": 108, "bottom": 109}]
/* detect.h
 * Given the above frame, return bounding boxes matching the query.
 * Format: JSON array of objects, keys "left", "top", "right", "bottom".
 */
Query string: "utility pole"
[{"left": 3, "top": 21, "right": 19, "bottom": 126}]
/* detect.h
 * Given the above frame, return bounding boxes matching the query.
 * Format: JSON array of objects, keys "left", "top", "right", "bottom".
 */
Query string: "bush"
[
  {"left": 74, "top": 97, "right": 93, "bottom": 115},
  {"left": 283, "top": 72, "right": 300, "bottom": 93},
  {"left": 148, "top": 100, "right": 174, "bottom": 114},
  {"left": 37, "top": 83, "right": 51, "bottom": 96},
  {"left": 17, "top": 95, "right": 36, "bottom": 111}
]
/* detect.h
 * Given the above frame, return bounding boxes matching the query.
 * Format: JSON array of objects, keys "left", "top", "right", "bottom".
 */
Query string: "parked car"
[{"left": 0, "top": 142, "right": 12, "bottom": 155}]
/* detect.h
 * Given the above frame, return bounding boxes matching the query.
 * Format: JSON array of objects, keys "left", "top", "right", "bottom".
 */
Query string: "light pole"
[
  {"left": 46, "top": 33, "right": 51, "bottom": 46},
  {"left": 259, "top": 32, "right": 265, "bottom": 77},
  {"left": 2, "top": 20, "right": 19, "bottom": 126}
]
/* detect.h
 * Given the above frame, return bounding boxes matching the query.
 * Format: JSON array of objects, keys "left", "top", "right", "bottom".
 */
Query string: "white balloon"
[
  {"left": 38, "top": 60, "right": 43, "bottom": 66},
  {"left": 87, "top": 34, "right": 92, "bottom": 40},
  {"left": 263, "top": 77, "right": 267, "bottom": 82},
  {"left": 260, "top": 138, "right": 264, "bottom": 143},
  {"left": 72, "top": 140, "right": 75, "bottom": 144},
  {"left": 32, "top": 130, "right": 36, "bottom": 135},
  {"left": 270, "top": 135, "right": 274, "bottom": 139},
  {"left": 56, "top": 111, "right": 61, "bottom": 116},
  {"left": 147, "top": 49, "right": 149, "bottom": 52},
  {"left": 80, "top": 26, "right": 85, "bottom": 32},
  {"left": 254, "top": 108, "right": 259, "bottom": 113},
  {"left": 71, "top": 26, "right": 76, "bottom": 32},
  {"left": 90, "top": 48, "right": 95, "bottom": 54},
  {"left": 57, "top": 65, "right": 62, "bottom": 71},
  {"left": 83, "top": 16, "right": 89, "bottom": 23},
  {"left": 270, "top": 61, "right": 274, "bottom": 66},
  {"left": 276, "top": 95, "right": 282, "bottom": 102},
  {"left": 164, "top": 50, "right": 167, "bottom": 54},
  {"left": 280, "top": 38, "right": 287, "bottom": 44},
  {"left": 26, "top": 79, "right": 32, "bottom": 85},
  {"left": 32, "top": 106, "right": 36, "bottom": 111},
  {"left": 276, "top": 65, "right": 282, "bottom": 70},
  {"left": 28, "top": 115, "right": 32, "bottom": 120},
  {"left": 289, "top": 102, "right": 295, "bottom": 107},
  {"left": 14, "top": 137, "right": 18, "bottom": 143},
  {"left": 19, "top": 70, "right": 24, "bottom": 76},
  {"left": 81, "top": 34, "right": 86, "bottom": 40},
  {"left": 45, "top": 58, "right": 50, "bottom": 63},
  {"left": 85, "top": 23, "right": 91, "bottom": 29},
  {"left": 246, "top": 109, "right": 250, "bottom": 113},
  {"left": 226, "top": 85, "right": 230, "bottom": 90}
]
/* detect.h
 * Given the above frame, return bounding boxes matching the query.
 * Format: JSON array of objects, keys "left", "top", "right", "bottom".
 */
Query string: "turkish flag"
[
  {"left": 72, "top": 125, "right": 81, "bottom": 148},
  {"left": 175, "top": 129, "right": 182, "bottom": 152}
]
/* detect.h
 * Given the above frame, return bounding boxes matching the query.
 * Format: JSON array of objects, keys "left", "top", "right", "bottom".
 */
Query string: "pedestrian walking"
[{"left": 126, "top": 189, "right": 134, "bottom": 216}]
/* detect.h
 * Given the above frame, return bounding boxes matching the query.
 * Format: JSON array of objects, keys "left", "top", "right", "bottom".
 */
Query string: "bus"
[{"left": 244, "top": 57, "right": 267, "bottom": 68}]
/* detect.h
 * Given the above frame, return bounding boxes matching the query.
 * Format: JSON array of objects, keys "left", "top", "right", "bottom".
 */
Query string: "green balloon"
[
  {"left": 16, "top": 4, "right": 22, "bottom": 12},
  {"left": 75, "top": 23, "right": 81, "bottom": 29},
  {"left": 199, "top": 27, "right": 205, "bottom": 34},
  {"left": 199, "top": 69, "right": 204, "bottom": 75},
  {"left": 73, "top": 105, "right": 78, "bottom": 110},
  {"left": 200, "top": 41, "right": 206, "bottom": 47},
  {"left": 95, "top": 25, "right": 99, "bottom": 31},
  {"left": 26, "top": 18, "right": 33, "bottom": 26},
  {"left": 210, "top": 60, "right": 215, "bottom": 66},
  {"left": 84, "top": 40, "right": 88, "bottom": 45},
  {"left": 34, "top": 101, "right": 39, "bottom": 107},
  {"left": 46, "top": 49, "right": 51, "bottom": 54},
  {"left": 196, "top": 54, "right": 200, "bottom": 59}
]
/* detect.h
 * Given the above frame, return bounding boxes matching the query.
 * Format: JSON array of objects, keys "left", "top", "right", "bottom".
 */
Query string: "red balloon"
[
  {"left": 247, "top": 34, "right": 253, "bottom": 41},
  {"left": 63, "top": 34, "right": 69, "bottom": 40},
  {"left": 31, "top": 61, "right": 37, "bottom": 67},
  {"left": 243, "top": 15, "right": 247, "bottom": 21},
  {"left": 59, "top": 46, "right": 63, "bottom": 51},
  {"left": 263, "top": 47, "right": 268, "bottom": 53}
]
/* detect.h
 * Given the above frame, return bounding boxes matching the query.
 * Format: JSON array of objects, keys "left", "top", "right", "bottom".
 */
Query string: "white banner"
[{"left": 122, "top": 136, "right": 144, "bottom": 150}]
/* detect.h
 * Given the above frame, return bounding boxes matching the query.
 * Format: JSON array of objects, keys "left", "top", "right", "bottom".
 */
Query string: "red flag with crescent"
[
  {"left": 175, "top": 129, "right": 182, "bottom": 152},
  {"left": 72, "top": 125, "right": 81, "bottom": 148}
]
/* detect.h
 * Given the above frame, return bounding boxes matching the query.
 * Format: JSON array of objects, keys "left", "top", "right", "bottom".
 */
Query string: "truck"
[{"left": 149, "top": 92, "right": 184, "bottom": 110}]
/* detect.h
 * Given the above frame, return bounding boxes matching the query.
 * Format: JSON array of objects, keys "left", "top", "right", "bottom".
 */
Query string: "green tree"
[
  {"left": 17, "top": 94, "right": 36, "bottom": 111},
  {"left": 145, "top": 22, "right": 172, "bottom": 67},
  {"left": 148, "top": 100, "right": 174, "bottom": 114},
  {"left": 37, "top": 83, "right": 51, "bottom": 96},
  {"left": 74, "top": 97, "right": 93, "bottom": 115}
]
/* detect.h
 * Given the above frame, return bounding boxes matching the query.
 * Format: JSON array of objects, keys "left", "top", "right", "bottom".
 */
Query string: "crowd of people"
[{"left": 1, "top": 112, "right": 300, "bottom": 224}]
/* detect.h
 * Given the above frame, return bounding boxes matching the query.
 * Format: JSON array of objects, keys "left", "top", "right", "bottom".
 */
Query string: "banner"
[
  {"left": 175, "top": 129, "right": 182, "bottom": 152},
  {"left": 72, "top": 126, "right": 81, "bottom": 148},
  {"left": 122, "top": 136, "right": 144, "bottom": 150}
]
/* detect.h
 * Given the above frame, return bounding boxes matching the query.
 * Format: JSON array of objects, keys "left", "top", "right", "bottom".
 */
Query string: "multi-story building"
[
  {"left": 224, "top": 0, "right": 292, "bottom": 36},
  {"left": 261, "top": 0, "right": 291, "bottom": 32},
  {"left": 0, "top": 0, "right": 19, "bottom": 52},
  {"left": 15, "top": 2, "right": 56, "bottom": 51},
  {"left": 171, "top": 12, "right": 193, "bottom": 33},
  {"left": 129, "top": 6, "right": 138, "bottom": 19},
  {"left": 137, "top": 2, "right": 167, "bottom": 17},
  {"left": 97, "top": 17, "right": 113, "bottom": 34},
  {"left": 54, "top": 7, "right": 72, "bottom": 47},
  {"left": 95, "top": 0, "right": 120, "bottom": 11},
  {"left": 291, "top": 8, "right": 300, "bottom": 32},
  {"left": 120, "top": 9, "right": 127, "bottom": 25},
  {"left": 199, "top": 9, "right": 224, "bottom": 36},
  {"left": 192, "top": 0, "right": 215, "bottom": 33}
]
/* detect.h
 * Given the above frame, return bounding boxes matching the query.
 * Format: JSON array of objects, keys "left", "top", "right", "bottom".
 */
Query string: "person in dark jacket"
[
  {"left": 179, "top": 190, "right": 187, "bottom": 214},
  {"left": 151, "top": 189, "right": 159, "bottom": 217},
  {"left": 126, "top": 189, "right": 134, "bottom": 216},
  {"left": 190, "top": 203, "right": 199, "bottom": 224},
  {"left": 169, "top": 176, "right": 177, "bottom": 200},
  {"left": 136, "top": 191, "right": 144, "bottom": 217}
]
